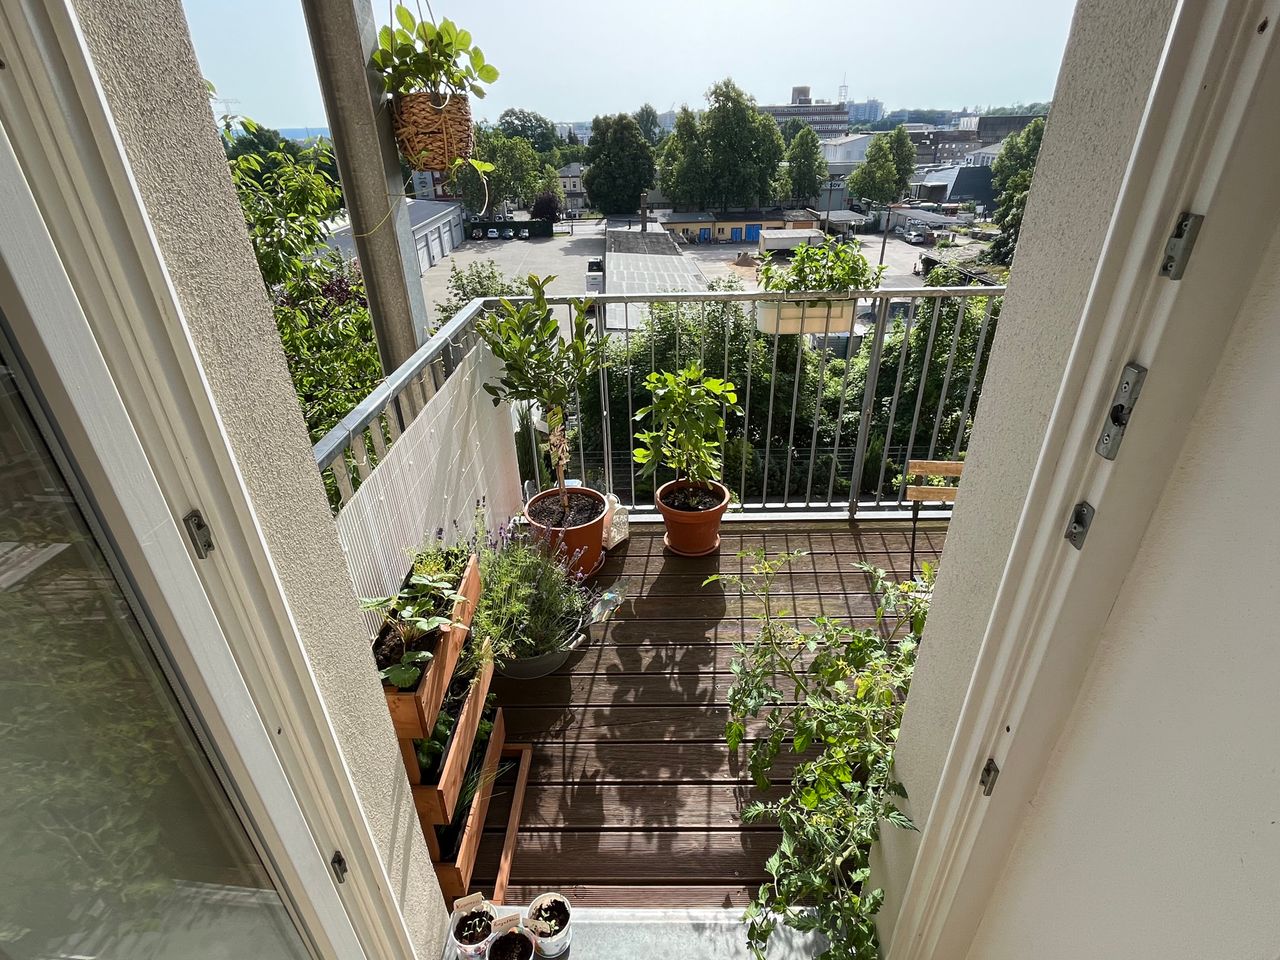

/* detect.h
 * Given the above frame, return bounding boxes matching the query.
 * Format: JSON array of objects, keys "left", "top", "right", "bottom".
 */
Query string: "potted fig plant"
[
  {"left": 478, "top": 275, "right": 609, "bottom": 576},
  {"left": 370, "top": 6, "right": 498, "bottom": 172},
  {"left": 633, "top": 362, "right": 742, "bottom": 556},
  {"left": 757, "top": 237, "right": 885, "bottom": 335}
]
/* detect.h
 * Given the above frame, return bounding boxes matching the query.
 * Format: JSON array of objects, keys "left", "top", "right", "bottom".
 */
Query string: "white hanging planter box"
[{"left": 756, "top": 299, "right": 854, "bottom": 335}]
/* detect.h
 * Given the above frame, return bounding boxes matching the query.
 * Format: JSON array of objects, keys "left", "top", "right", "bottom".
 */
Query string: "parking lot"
[{"left": 680, "top": 232, "right": 931, "bottom": 289}]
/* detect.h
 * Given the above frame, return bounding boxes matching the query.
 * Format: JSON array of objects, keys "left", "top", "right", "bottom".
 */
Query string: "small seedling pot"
[
  {"left": 526, "top": 893, "right": 572, "bottom": 957},
  {"left": 484, "top": 926, "right": 537, "bottom": 960},
  {"left": 449, "top": 896, "right": 497, "bottom": 960}
]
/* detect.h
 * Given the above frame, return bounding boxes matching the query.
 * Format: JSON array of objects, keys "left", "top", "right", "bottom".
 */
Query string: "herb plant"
[
  {"left": 370, "top": 8, "right": 498, "bottom": 98},
  {"left": 759, "top": 237, "right": 886, "bottom": 294},
  {"left": 477, "top": 275, "right": 607, "bottom": 508},
  {"left": 708, "top": 552, "right": 933, "bottom": 959},
  {"left": 633, "top": 362, "right": 742, "bottom": 486}
]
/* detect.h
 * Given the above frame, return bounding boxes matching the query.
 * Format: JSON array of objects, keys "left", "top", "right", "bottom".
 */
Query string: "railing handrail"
[{"left": 482, "top": 285, "right": 1005, "bottom": 307}]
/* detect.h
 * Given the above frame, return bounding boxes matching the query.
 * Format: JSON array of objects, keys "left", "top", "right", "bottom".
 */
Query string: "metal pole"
[{"left": 879, "top": 203, "right": 890, "bottom": 266}]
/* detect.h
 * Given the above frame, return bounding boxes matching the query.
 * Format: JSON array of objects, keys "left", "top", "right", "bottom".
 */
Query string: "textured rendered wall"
[
  {"left": 964, "top": 222, "right": 1280, "bottom": 960},
  {"left": 71, "top": 0, "right": 446, "bottom": 953},
  {"left": 874, "top": 0, "right": 1178, "bottom": 938}
]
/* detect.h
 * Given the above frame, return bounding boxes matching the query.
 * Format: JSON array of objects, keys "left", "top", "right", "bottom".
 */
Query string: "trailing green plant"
[
  {"left": 477, "top": 275, "right": 607, "bottom": 507},
  {"left": 472, "top": 524, "right": 593, "bottom": 664},
  {"left": 759, "top": 237, "right": 885, "bottom": 294},
  {"left": 633, "top": 362, "right": 742, "bottom": 487},
  {"left": 371, "top": 8, "right": 498, "bottom": 99},
  {"left": 709, "top": 552, "right": 934, "bottom": 960}
]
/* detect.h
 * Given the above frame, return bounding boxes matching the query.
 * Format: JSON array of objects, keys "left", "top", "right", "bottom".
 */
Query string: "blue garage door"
[
  {"left": 745, "top": 224, "right": 762, "bottom": 242},
  {"left": 698, "top": 227, "right": 712, "bottom": 242},
  {"left": 731, "top": 227, "right": 743, "bottom": 242}
]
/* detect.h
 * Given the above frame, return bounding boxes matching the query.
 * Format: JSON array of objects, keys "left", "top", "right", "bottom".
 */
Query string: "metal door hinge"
[
  {"left": 1159, "top": 212, "right": 1203, "bottom": 280},
  {"left": 980, "top": 758, "right": 1000, "bottom": 796},
  {"left": 1065, "top": 501, "right": 1094, "bottom": 551},
  {"left": 182, "top": 509, "right": 214, "bottom": 559},
  {"left": 1096, "top": 362, "right": 1147, "bottom": 460},
  {"left": 330, "top": 850, "right": 348, "bottom": 883}
]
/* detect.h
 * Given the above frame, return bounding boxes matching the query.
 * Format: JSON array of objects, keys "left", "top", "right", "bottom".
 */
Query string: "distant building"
[
  {"left": 759, "top": 85, "right": 849, "bottom": 138},
  {"left": 847, "top": 98, "right": 885, "bottom": 124},
  {"left": 908, "top": 165, "right": 996, "bottom": 211},
  {"left": 957, "top": 115, "right": 980, "bottom": 131},
  {"left": 554, "top": 121, "right": 593, "bottom": 144},
  {"left": 965, "top": 140, "right": 1007, "bottom": 167},
  {"left": 556, "top": 162, "right": 587, "bottom": 213},
  {"left": 977, "top": 114, "right": 1040, "bottom": 144},
  {"left": 910, "top": 129, "right": 985, "bottom": 165},
  {"left": 821, "top": 133, "right": 875, "bottom": 166},
  {"left": 656, "top": 109, "right": 679, "bottom": 133},
  {"left": 410, "top": 169, "right": 460, "bottom": 201},
  {"left": 327, "top": 199, "right": 464, "bottom": 277}
]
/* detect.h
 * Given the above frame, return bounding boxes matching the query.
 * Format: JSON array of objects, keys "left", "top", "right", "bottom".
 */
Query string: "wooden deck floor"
[{"left": 472, "top": 520, "right": 945, "bottom": 908}]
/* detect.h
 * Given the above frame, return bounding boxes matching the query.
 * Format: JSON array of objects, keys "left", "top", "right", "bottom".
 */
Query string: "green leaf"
[
  {"left": 378, "top": 25, "right": 394, "bottom": 50},
  {"left": 476, "top": 63, "right": 499, "bottom": 84},
  {"left": 394, "top": 4, "right": 415, "bottom": 32}
]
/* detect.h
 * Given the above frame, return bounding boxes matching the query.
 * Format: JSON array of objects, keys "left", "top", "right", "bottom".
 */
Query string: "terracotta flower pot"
[
  {"left": 524, "top": 487, "right": 607, "bottom": 578},
  {"left": 656, "top": 479, "right": 730, "bottom": 556}
]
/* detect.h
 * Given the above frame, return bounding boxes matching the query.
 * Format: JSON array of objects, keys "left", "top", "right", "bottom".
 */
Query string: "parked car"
[
  {"left": 904, "top": 230, "right": 927, "bottom": 245},
  {"left": 471, "top": 228, "right": 483, "bottom": 240},
  {"left": 493, "top": 213, "right": 504, "bottom": 222},
  {"left": 518, "top": 228, "right": 530, "bottom": 240},
  {"left": 502, "top": 228, "right": 515, "bottom": 239},
  {"left": 486, "top": 228, "right": 499, "bottom": 239}
]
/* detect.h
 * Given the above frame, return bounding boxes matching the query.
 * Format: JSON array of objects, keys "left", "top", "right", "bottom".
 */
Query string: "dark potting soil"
[
  {"left": 454, "top": 910, "right": 492, "bottom": 945},
  {"left": 371, "top": 622, "right": 439, "bottom": 677},
  {"left": 660, "top": 485, "right": 723, "bottom": 512},
  {"left": 532, "top": 898, "right": 570, "bottom": 934},
  {"left": 488, "top": 932, "right": 533, "bottom": 960},
  {"left": 528, "top": 491, "right": 605, "bottom": 528}
]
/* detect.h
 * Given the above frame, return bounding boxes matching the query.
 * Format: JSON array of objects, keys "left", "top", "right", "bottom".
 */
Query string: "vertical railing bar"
[
  {"left": 698, "top": 300, "right": 707, "bottom": 365},
  {"left": 824, "top": 295, "right": 863, "bottom": 505},
  {"left": 803, "top": 301, "right": 836, "bottom": 507},
  {"left": 333, "top": 457, "right": 356, "bottom": 505},
  {"left": 928, "top": 296, "right": 968, "bottom": 461},
  {"left": 875, "top": 297, "right": 918, "bottom": 505},
  {"left": 369, "top": 414, "right": 388, "bottom": 459},
  {"left": 759, "top": 312, "right": 785, "bottom": 508},
  {"left": 780, "top": 300, "right": 808, "bottom": 508},
  {"left": 898, "top": 296, "right": 943, "bottom": 504},
  {"left": 953, "top": 294, "right": 997, "bottom": 457},
  {"left": 387, "top": 394, "right": 404, "bottom": 440},
  {"left": 597, "top": 314, "right": 613, "bottom": 495},
  {"left": 352, "top": 434, "right": 372, "bottom": 481},
  {"left": 624, "top": 302, "right": 636, "bottom": 507},
  {"left": 574, "top": 386, "right": 587, "bottom": 485},
  {"left": 738, "top": 300, "right": 757, "bottom": 508},
  {"left": 847, "top": 295, "right": 891, "bottom": 512},
  {"left": 525, "top": 402, "right": 542, "bottom": 491}
]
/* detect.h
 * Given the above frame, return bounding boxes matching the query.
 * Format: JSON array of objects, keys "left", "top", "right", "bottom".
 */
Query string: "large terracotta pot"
[
  {"left": 524, "top": 487, "right": 607, "bottom": 577},
  {"left": 656, "top": 479, "right": 730, "bottom": 556}
]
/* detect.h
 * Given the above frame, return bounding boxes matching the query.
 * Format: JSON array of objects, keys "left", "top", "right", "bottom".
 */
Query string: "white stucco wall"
[
  {"left": 873, "top": 0, "right": 1179, "bottom": 938},
  {"left": 964, "top": 222, "right": 1280, "bottom": 960}
]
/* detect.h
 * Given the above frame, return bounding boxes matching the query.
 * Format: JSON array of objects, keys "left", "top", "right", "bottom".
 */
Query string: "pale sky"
[{"left": 183, "top": 0, "right": 1078, "bottom": 131}]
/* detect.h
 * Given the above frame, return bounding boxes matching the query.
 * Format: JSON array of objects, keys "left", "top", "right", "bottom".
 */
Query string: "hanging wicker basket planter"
[{"left": 392, "top": 92, "right": 473, "bottom": 171}]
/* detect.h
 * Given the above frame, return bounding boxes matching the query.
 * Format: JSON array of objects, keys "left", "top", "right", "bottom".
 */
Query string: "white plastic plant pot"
[
  {"left": 449, "top": 894, "right": 498, "bottom": 960},
  {"left": 483, "top": 918, "right": 538, "bottom": 960},
  {"left": 756, "top": 299, "right": 852, "bottom": 335},
  {"left": 526, "top": 893, "right": 572, "bottom": 958}
]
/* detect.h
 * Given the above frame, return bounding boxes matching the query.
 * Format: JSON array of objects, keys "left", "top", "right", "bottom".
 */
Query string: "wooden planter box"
[
  {"left": 382, "top": 554, "right": 481, "bottom": 740},
  {"left": 410, "top": 658, "right": 494, "bottom": 808},
  {"left": 757, "top": 299, "right": 852, "bottom": 335},
  {"left": 424, "top": 707, "right": 505, "bottom": 863}
]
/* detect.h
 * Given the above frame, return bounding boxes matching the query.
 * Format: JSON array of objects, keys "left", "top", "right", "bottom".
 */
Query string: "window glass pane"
[{"left": 0, "top": 354, "right": 313, "bottom": 960}]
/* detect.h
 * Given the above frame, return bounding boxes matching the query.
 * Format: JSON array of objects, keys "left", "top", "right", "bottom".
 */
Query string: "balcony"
[{"left": 313, "top": 285, "right": 995, "bottom": 905}]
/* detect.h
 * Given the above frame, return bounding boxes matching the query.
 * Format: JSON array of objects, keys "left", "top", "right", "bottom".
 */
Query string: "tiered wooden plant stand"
[{"left": 379, "top": 554, "right": 530, "bottom": 907}]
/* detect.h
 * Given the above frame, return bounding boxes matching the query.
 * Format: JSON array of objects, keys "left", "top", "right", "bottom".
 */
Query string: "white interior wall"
[{"left": 964, "top": 224, "right": 1280, "bottom": 959}]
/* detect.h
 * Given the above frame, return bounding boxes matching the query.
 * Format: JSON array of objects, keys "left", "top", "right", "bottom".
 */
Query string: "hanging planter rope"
[{"left": 392, "top": 91, "right": 473, "bottom": 172}]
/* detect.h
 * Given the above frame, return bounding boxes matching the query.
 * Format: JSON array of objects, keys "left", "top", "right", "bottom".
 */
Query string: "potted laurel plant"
[
  {"left": 370, "top": 6, "right": 498, "bottom": 172},
  {"left": 633, "top": 362, "right": 742, "bottom": 556},
  {"left": 757, "top": 236, "right": 885, "bottom": 335},
  {"left": 478, "top": 275, "right": 609, "bottom": 577}
]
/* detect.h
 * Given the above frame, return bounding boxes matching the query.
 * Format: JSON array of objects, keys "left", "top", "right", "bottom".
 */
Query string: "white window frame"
[
  {"left": 0, "top": 2, "right": 423, "bottom": 958},
  {"left": 888, "top": 4, "right": 1280, "bottom": 958}
]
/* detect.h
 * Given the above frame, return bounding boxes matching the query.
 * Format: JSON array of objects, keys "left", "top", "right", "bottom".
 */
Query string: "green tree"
[
  {"left": 702, "top": 79, "right": 784, "bottom": 210},
  {"left": 432, "top": 260, "right": 531, "bottom": 325},
  {"left": 633, "top": 102, "right": 661, "bottom": 144},
  {"left": 844, "top": 135, "right": 899, "bottom": 206},
  {"left": 983, "top": 102, "right": 1050, "bottom": 116},
  {"left": 224, "top": 122, "right": 344, "bottom": 205},
  {"left": 887, "top": 124, "right": 918, "bottom": 197},
  {"left": 566, "top": 128, "right": 581, "bottom": 146},
  {"left": 453, "top": 127, "right": 542, "bottom": 213},
  {"left": 658, "top": 107, "right": 712, "bottom": 209},
  {"left": 534, "top": 164, "right": 565, "bottom": 206},
  {"left": 582, "top": 114, "right": 656, "bottom": 215},
  {"left": 778, "top": 117, "right": 809, "bottom": 146},
  {"left": 496, "top": 107, "right": 560, "bottom": 153},
  {"left": 785, "top": 125, "right": 827, "bottom": 202},
  {"left": 989, "top": 116, "right": 1045, "bottom": 265}
]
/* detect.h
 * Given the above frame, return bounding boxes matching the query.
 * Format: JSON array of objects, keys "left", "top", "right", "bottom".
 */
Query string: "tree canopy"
[
  {"left": 886, "top": 125, "right": 917, "bottom": 197},
  {"left": 779, "top": 117, "right": 810, "bottom": 146},
  {"left": 785, "top": 125, "right": 827, "bottom": 201},
  {"left": 453, "top": 127, "right": 542, "bottom": 213},
  {"left": 844, "top": 134, "right": 899, "bottom": 207},
  {"left": 432, "top": 260, "right": 530, "bottom": 325},
  {"left": 582, "top": 114, "right": 656, "bottom": 214},
  {"left": 657, "top": 107, "right": 712, "bottom": 209},
  {"left": 989, "top": 116, "right": 1045, "bottom": 265},
  {"left": 633, "top": 103, "right": 661, "bottom": 144},
  {"left": 496, "top": 108, "right": 560, "bottom": 153}
]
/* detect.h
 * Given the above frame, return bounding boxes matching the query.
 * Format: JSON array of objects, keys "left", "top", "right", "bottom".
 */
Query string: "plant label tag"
[
  {"left": 491, "top": 914, "right": 521, "bottom": 937},
  {"left": 454, "top": 892, "right": 487, "bottom": 912},
  {"left": 526, "top": 918, "right": 552, "bottom": 936}
]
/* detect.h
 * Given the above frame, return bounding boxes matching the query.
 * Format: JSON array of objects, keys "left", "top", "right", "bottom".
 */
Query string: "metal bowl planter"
[
  {"left": 496, "top": 618, "right": 588, "bottom": 680},
  {"left": 392, "top": 91, "right": 473, "bottom": 171}
]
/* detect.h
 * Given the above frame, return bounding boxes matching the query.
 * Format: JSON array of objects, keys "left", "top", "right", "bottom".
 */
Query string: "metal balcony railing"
[{"left": 314, "top": 285, "right": 1004, "bottom": 517}]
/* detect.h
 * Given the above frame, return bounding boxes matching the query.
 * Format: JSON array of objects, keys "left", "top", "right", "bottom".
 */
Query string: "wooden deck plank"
[
  {"left": 596, "top": 616, "right": 883, "bottom": 646},
  {"left": 599, "top": 547, "right": 940, "bottom": 578},
  {"left": 610, "top": 592, "right": 885, "bottom": 620},
  {"left": 503, "top": 705, "right": 762, "bottom": 742},
  {"left": 486, "top": 781, "right": 784, "bottom": 830},
  {"left": 493, "top": 672, "right": 803, "bottom": 709},
  {"left": 519, "top": 741, "right": 808, "bottom": 784},
  {"left": 490, "top": 884, "right": 760, "bottom": 909},
  {"left": 545, "top": 644, "right": 823, "bottom": 678}
]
